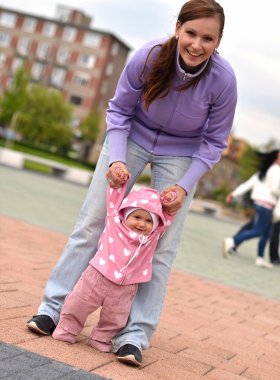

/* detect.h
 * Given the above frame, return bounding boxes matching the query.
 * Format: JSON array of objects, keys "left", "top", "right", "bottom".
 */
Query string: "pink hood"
[{"left": 119, "top": 186, "right": 166, "bottom": 229}]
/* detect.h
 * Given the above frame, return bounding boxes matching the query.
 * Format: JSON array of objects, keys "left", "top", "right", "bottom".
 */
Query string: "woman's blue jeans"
[
  {"left": 233, "top": 203, "right": 273, "bottom": 257},
  {"left": 38, "top": 139, "right": 196, "bottom": 351}
]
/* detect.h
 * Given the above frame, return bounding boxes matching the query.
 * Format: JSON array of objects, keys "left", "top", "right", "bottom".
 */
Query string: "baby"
[{"left": 52, "top": 168, "right": 176, "bottom": 355}]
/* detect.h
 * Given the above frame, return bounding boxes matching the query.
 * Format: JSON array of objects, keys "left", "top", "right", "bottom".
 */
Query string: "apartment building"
[{"left": 0, "top": 5, "right": 130, "bottom": 161}]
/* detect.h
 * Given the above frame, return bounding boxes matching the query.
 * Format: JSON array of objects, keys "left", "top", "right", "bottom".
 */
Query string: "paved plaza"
[{"left": 1, "top": 164, "right": 280, "bottom": 379}]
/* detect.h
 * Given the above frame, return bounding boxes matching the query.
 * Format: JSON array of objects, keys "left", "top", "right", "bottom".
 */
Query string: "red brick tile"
[
  {"left": 206, "top": 368, "right": 245, "bottom": 379},
  {"left": 242, "top": 363, "right": 280, "bottom": 380}
]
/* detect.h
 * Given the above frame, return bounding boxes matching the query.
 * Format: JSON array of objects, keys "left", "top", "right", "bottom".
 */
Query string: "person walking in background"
[
  {"left": 223, "top": 150, "right": 280, "bottom": 268},
  {"left": 27, "top": 0, "right": 237, "bottom": 367},
  {"left": 51, "top": 174, "right": 174, "bottom": 366},
  {"left": 269, "top": 196, "right": 280, "bottom": 264},
  {"left": 230, "top": 193, "right": 280, "bottom": 262}
]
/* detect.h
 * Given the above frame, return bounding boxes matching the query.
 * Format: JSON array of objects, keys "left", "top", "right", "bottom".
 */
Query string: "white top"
[{"left": 231, "top": 163, "right": 280, "bottom": 206}]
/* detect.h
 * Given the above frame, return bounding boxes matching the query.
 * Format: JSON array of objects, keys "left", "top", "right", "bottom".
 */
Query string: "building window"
[
  {"left": 0, "top": 52, "right": 6, "bottom": 66},
  {"left": 83, "top": 32, "right": 101, "bottom": 48},
  {"left": 62, "top": 27, "right": 77, "bottom": 42},
  {"left": 37, "top": 43, "right": 49, "bottom": 60},
  {"left": 56, "top": 47, "right": 71, "bottom": 65},
  {"left": 23, "top": 17, "right": 36, "bottom": 32},
  {"left": 17, "top": 37, "right": 30, "bottom": 56},
  {"left": 78, "top": 53, "right": 95, "bottom": 68},
  {"left": 106, "top": 63, "right": 114, "bottom": 76},
  {"left": 111, "top": 42, "right": 119, "bottom": 56},
  {"left": 11, "top": 58, "right": 24, "bottom": 73},
  {"left": 42, "top": 22, "right": 56, "bottom": 37},
  {"left": 0, "top": 12, "right": 16, "bottom": 28},
  {"left": 73, "top": 72, "right": 90, "bottom": 87},
  {"left": 31, "top": 62, "right": 44, "bottom": 80},
  {"left": 70, "top": 95, "right": 83, "bottom": 106},
  {"left": 50, "top": 68, "right": 66, "bottom": 87},
  {"left": 0, "top": 32, "right": 10, "bottom": 47}
]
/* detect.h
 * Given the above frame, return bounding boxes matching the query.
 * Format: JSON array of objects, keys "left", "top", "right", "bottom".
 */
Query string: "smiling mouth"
[
  {"left": 133, "top": 227, "right": 143, "bottom": 232},
  {"left": 187, "top": 49, "right": 202, "bottom": 57}
]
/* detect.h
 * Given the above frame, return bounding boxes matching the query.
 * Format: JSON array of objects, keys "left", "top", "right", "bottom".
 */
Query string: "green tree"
[
  {"left": 17, "top": 84, "right": 73, "bottom": 153},
  {"left": 78, "top": 108, "right": 100, "bottom": 161},
  {"left": 0, "top": 66, "right": 29, "bottom": 126},
  {"left": 238, "top": 145, "right": 259, "bottom": 181},
  {"left": 80, "top": 108, "right": 100, "bottom": 142}
]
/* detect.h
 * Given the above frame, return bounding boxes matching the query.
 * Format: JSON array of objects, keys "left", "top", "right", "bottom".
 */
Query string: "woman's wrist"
[
  {"left": 175, "top": 184, "right": 188, "bottom": 196},
  {"left": 109, "top": 161, "right": 127, "bottom": 167}
]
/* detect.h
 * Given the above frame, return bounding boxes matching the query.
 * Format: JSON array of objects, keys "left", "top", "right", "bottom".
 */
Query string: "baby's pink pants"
[{"left": 52, "top": 265, "right": 137, "bottom": 352}]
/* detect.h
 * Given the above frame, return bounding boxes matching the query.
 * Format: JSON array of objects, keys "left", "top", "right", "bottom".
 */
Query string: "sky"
[{"left": 1, "top": 0, "right": 279, "bottom": 148}]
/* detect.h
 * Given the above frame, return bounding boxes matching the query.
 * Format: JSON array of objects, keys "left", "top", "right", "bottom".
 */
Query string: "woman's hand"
[
  {"left": 106, "top": 162, "right": 130, "bottom": 188},
  {"left": 161, "top": 184, "right": 187, "bottom": 215}
]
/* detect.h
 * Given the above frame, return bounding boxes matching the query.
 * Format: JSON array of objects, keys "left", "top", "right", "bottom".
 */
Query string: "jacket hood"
[{"left": 119, "top": 186, "right": 165, "bottom": 228}]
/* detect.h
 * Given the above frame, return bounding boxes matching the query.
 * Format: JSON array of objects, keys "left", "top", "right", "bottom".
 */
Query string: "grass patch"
[
  {"left": 23, "top": 160, "right": 52, "bottom": 174},
  {"left": 0, "top": 139, "right": 95, "bottom": 171},
  {"left": 137, "top": 174, "right": 151, "bottom": 185}
]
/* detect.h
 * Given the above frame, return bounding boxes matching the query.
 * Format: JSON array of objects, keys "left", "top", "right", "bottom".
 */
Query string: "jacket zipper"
[{"left": 150, "top": 91, "right": 181, "bottom": 154}]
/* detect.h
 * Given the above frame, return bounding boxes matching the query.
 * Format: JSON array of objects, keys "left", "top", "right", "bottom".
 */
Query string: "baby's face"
[{"left": 125, "top": 209, "right": 153, "bottom": 235}]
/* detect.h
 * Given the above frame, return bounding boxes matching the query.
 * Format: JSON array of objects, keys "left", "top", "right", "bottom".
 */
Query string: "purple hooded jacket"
[{"left": 106, "top": 38, "right": 237, "bottom": 193}]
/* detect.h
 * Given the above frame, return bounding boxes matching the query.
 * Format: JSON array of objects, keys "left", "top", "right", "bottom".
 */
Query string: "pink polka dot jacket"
[{"left": 90, "top": 183, "right": 174, "bottom": 285}]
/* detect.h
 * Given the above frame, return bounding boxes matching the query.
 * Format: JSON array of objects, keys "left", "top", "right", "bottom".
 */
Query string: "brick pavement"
[{"left": 1, "top": 214, "right": 280, "bottom": 380}]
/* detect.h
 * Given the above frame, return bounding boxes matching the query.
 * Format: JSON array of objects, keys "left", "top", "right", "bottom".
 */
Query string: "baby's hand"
[
  {"left": 161, "top": 185, "right": 186, "bottom": 215},
  {"left": 160, "top": 191, "right": 177, "bottom": 203}
]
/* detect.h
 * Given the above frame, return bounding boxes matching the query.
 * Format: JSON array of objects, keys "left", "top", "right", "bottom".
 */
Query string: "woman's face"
[{"left": 175, "top": 16, "right": 222, "bottom": 69}]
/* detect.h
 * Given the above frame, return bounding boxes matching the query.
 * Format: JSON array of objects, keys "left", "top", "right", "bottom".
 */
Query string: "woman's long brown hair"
[{"left": 141, "top": 0, "right": 225, "bottom": 110}]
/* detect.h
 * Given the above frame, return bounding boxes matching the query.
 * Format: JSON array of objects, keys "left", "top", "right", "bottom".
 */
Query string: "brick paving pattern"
[
  {"left": 1, "top": 165, "right": 280, "bottom": 379},
  {"left": 1, "top": 215, "right": 280, "bottom": 379}
]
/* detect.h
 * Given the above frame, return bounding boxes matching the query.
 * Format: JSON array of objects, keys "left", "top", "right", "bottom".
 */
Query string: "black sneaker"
[
  {"left": 116, "top": 344, "right": 142, "bottom": 367},
  {"left": 26, "top": 315, "right": 56, "bottom": 335}
]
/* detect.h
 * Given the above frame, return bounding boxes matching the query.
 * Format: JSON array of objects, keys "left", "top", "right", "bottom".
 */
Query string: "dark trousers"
[
  {"left": 269, "top": 222, "right": 280, "bottom": 262},
  {"left": 235, "top": 219, "right": 254, "bottom": 241}
]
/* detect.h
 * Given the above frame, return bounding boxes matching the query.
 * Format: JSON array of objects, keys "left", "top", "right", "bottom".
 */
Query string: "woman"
[
  {"left": 224, "top": 150, "right": 280, "bottom": 268},
  {"left": 27, "top": 0, "right": 237, "bottom": 366}
]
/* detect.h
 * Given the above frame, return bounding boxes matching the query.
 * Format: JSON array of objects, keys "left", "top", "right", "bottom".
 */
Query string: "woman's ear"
[{"left": 175, "top": 20, "right": 181, "bottom": 37}]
